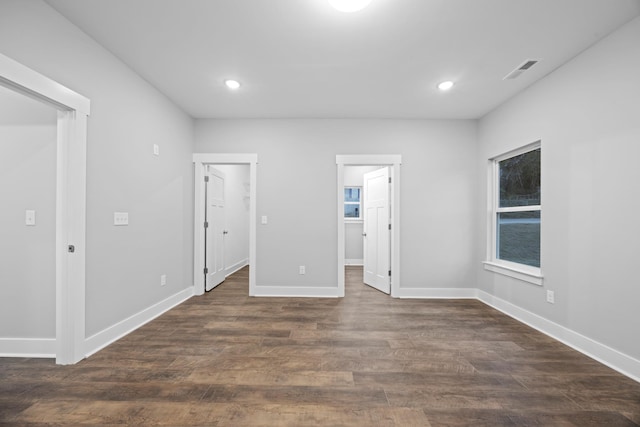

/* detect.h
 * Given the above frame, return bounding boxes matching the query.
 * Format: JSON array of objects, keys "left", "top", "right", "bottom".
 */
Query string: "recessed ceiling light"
[
  {"left": 224, "top": 79, "right": 241, "bottom": 90},
  {"left": 437, "top": 81, "right": 454, "bottom": 91},
  {"left": 328, "top": 0, "right": 372, "bottom": 13}
]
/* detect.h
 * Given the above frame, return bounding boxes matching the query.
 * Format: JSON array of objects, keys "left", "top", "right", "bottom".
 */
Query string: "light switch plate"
[
  {"left": 261, "top": 215, "right": 268, "bottom": 224},
  {"left": 25, "top": 210, "right": 36, "bottom": 226},
  {"left": 153, "top": 144, "right": 160, "bottom": 156},
  {"left": 114, "top": 212, "right": 129, "bottom": 226}
]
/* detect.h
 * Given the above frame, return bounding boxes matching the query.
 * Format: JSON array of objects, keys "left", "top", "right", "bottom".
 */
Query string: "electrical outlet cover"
[{"left": 114, "top": 212, "right": 129, "bottom": 226}]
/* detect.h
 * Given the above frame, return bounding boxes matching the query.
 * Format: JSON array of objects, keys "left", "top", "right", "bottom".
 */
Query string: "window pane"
[
  {"left": 344, "top": 204, "right": 360, "bottom": 218},
  {"left": 499, "top": 148, "right": 540, "bottom": 207},
  {"left": 344, "top": 188, "right": 361, "bottom": 202},
  {"left": 497, "top": 211, "right": 540, "bottom": 267}
]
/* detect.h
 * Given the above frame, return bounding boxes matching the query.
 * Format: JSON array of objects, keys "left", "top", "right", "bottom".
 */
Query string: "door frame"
[
  {"left": 336, "top": 155, "right": 401, "bottom": 298},
  {"left": 0, "top": 53, "right": 90, "bottom": 364},
  {"left": 193, "top": 153, "right": 257, "bottom": 296}
]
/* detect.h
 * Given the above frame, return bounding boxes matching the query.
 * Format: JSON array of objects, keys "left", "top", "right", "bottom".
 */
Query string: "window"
[
  {"left": 344, "top": 187, "right": 362, "bottom": 220},
  {"left": 486, "top": 142, "right": 542, "bottom": 284}
]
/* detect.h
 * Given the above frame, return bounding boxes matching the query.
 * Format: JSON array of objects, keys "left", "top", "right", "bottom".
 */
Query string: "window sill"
[
  {"left": 344, "top": 219, "right": 363, "bottom": 224},
  {"left": 483, "top": 261, "right": 543, "bottom": 286}
]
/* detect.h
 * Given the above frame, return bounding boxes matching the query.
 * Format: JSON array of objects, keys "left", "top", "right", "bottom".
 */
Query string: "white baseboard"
[
  {"left": 0, "top": 338, "right": 55, "bottom": 358},
  {"left": 84, "top": 287, "right": 194, "bottom": 358},
  {"left": 477, "top": 290, "right": 640, "bottom": 383},
  {"left": 345, "top": 259, "right": 363, "bottom": 266},
  {"left": 225, "top": 258, "right": 249, "bottom": 277},
  {"left": 396, "top": 287, "right": 477, "bottom": 299},
  {"left": 253, "top": 286, "right": 340, "bottom": 298}
]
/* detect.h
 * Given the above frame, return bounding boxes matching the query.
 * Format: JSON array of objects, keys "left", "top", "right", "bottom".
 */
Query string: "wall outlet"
[
  {"left": 114, "top": 212, "right": 129, "bottom": 226},
  {"left": 153, "top": 144, "right": 160, "bottom": 156},
  {"left": 160, "top": 274, "right": 167, "bottom": 286},
  {"left": 299, "top": 266, "right": 306, "bottom": 275},
  {"left": 546, "top": 290, "right": 555, "bottom": 304},
  {"left": 25, "top": 210, "right": 36, "bottom": 226},
  {"left": 261, "top": 215, "right": 268, "bottom": 224}
]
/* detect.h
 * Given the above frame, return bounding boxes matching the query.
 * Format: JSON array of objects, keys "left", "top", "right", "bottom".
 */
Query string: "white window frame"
[
  {"left": 344, "top": 186, "right": 362, "bottom": 222},
  {"left": 484, "top": 141, "right": 543, "bottom": 286}
]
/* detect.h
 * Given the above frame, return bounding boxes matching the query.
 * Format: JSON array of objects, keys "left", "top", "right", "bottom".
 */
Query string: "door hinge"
[
  {"left": 204, "top": 221, "right": 209, "bottom": 228},
  {"left": 388, "top": 270, "right": 391, "bottom": 276},
  {"left": 388, "top": 177, "right": 391, "bottom": 184},
  {"left": 388, "top": 223, "right": 391, "bottom": 230},
  {"left": 204, "top": 267, "right": 209, "bottom": 274},
  {"left": 204, "top": 176, "right": 209, "bottom": 182}
]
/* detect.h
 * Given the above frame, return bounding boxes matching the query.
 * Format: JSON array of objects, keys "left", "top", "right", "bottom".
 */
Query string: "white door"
[
  {"left": 363, "top": 167, "right": 391, "bottom": 294},
  {"left": 205, "top": 167, "right": 226, "bottom": 291}
]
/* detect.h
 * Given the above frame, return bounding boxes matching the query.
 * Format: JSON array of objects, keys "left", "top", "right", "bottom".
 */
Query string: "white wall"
[
  {"left": 344, "top": 165, "right": 380, "bottom": 264},
  {"left": 0, "top": 0, "right": 195, "bottom": 340},
  {"left": 212, "top": 164, "right": 250, "bottom": 274},
  {"left": 477, "top": 16, "right": 640, "bottom": 362},
  {"left": 0, "top": 86, "right": 57, "bottom": 338},
  {"left": 195, "top": 119, "right": 477, "bottom": 291}
]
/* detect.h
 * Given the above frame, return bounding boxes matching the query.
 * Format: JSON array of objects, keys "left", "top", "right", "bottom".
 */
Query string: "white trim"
[
  {"left": 0, "top": 54, "right": 89, "bottom": 115},
  {"left": 0, "top": 53, "right": 90, "bottom": 365},
  {"left": 490, "top": 140, "right": 541, "bottom": 162},
  {"left": 496, "top": 205, "right": 541, "bottom": 213},
  {"left": 84, "top": 287, "right": 193, "bottom": 358},
  {"left": 225, "top": 258, "right": 249, "bottom": 277},
  {"left": 253, "top": 286, "right": 340, "bottom": 298},
  {"left": 0, "top": 338, "right": 56, "bottom": 358},
  {"left": 337, "top": 163, "right": 346, "bottom": 297},
  {"left": 345, "top": 259, "right": 363, "bottom": 266},
  {"left": 477, "top": 290, "right": 640, "bottom": 383},
  {"left": 396, "top": 288, "right": 477, "bottom": 299},
  {"left": 193, "top": 154, "right": 257, "bottom": 296},
  {"left": 483, "top": 261, "right": 543, "bottom": 286},
  {"left": 336, "top": 155, "right": 401, "bottom": 298}
]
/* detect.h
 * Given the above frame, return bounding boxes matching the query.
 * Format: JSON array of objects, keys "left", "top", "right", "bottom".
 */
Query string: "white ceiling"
[{"left": 45, "top": 0, "right": 640, "bottom": 119}]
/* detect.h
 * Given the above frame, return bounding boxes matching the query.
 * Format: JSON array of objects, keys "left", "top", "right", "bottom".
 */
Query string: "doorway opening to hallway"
[{"left": 336, "top": 155, "right": 401, "bottom": 298}]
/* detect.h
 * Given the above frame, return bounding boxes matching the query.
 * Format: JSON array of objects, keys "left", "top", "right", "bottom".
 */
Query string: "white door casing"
[
  {"left": 205, "top": 167, "right": 226, "bottom": 291},
  {"left": 0, "top": 53, "right": 90, "bottom": 364},
  {"left": 363, "top": 167, "right": 391, "bottom": 294}
]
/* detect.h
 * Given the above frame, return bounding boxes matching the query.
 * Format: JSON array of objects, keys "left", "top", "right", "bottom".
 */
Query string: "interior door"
[
  {"left": 205, "top": 167, "right": 226, "bottom": 291},
  {"left": 363, "top": 167, "right": 391, "bottom": 294}
]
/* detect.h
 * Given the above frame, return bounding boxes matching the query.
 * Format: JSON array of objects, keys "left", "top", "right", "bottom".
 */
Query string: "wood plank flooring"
[{"left": 2, "top": 266, "right": 639, "bottom": 426}]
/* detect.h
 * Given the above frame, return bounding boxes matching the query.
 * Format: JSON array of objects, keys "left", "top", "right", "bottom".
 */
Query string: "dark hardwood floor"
[{"left": 1, "top": 266, "right": 639, "bottom": 426}]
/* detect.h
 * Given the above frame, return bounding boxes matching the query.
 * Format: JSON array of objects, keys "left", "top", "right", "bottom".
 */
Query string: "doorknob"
[
  {"left": 362, "top": 232, "right": 367, "bottom": 237},
  {"left": 223, "top": 230, "right": 229, "bottom": 235}
]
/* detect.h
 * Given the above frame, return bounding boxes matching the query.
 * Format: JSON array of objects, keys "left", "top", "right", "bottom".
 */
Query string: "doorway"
[
  {"left": 0, "top": 53, "right": 90, "bottom": 364},
  {"left": 0, "top": 85, "right": 57, "bottom": 354},
  {"left": 336, "top": 155, "right": 402, "bottom": 298},
  {"left": 193, "top": 154, "right": 257, "bottom": 296},
  {"left": 203, "top": 164, "right": 250, "bottom": 292}
]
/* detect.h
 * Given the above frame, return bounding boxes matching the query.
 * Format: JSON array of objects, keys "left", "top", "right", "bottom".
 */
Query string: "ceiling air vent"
[{"left": 503, "top": 59, "right": 539, "bottom": 80}]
